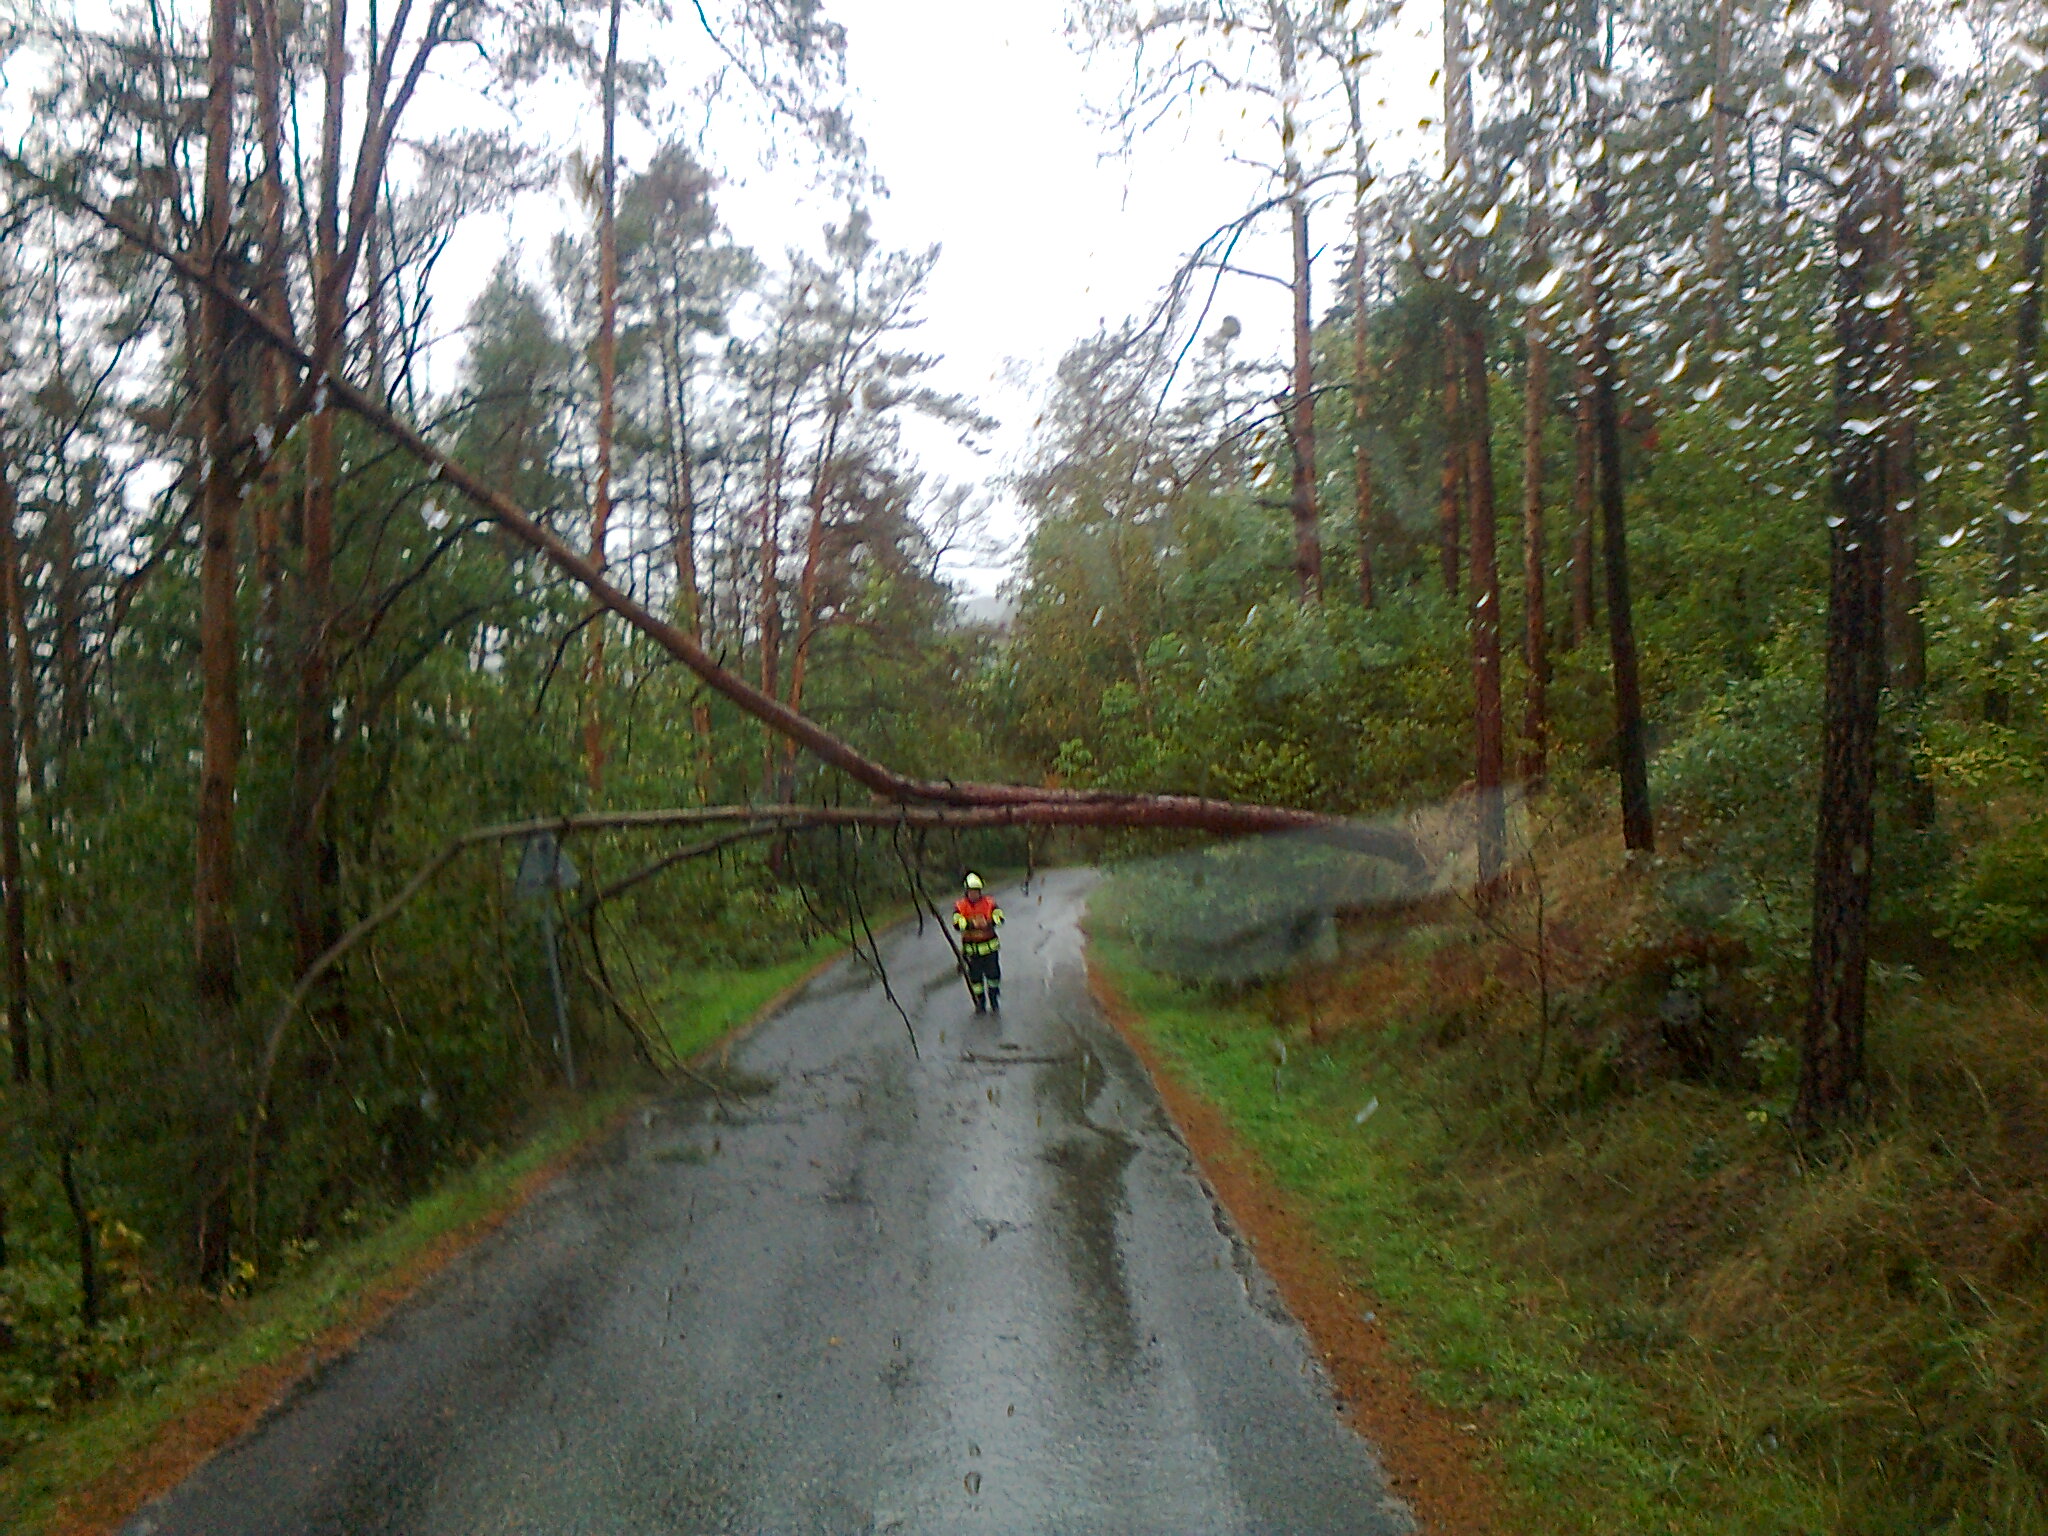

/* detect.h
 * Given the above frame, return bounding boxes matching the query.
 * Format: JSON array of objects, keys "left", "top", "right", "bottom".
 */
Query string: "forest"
[{"left": 0, "top": 0, "right": 2043, "bottom": 1529}]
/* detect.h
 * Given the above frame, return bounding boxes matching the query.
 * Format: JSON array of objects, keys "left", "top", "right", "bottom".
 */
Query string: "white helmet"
[{"left": 964, "top": 872, "right": 984, "bottom": 891}]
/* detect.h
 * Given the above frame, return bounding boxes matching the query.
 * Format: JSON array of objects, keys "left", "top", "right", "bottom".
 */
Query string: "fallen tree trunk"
[{"left": 4, "top": 165, "right": 1427, "bottom": 850}]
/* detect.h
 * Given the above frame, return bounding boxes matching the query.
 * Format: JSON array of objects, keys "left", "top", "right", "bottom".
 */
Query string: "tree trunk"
[
  {"left": 287, "top": 0, "right": 348, "bottom": 984},
  {"left": 1797, "top": 0, "right": 1898, "bottom": 1130},
  {"left": 1520, "top": 66, "right": 1552, "bottom": 785},
  {"left": 59, "top": 1145, "right": 99, "bottom": 1329},
  {"left": 1346, "top": 67, "right": 1376, "bottom": 609},
  {"left": 192, "top": 0, "right": 242, "bottom": 1284},
  {"left": 660, "top": 315, "right": 715, "bottom": 800},
  {"left": 582, "top": 0, "right": 624, "bottom": 794},
  {"left": 1704, "top": 0, "right": 1738, "bottom": 352},
  {"left": 1287, "top": 188, "right": 1321, "bottom": 601},
  {"left": 1990, "top": 64, "right": 2048, "bottom": 724},
  {"left": 1585, "top": 189, "right": 1654, "bottom": 854},
  {"left": 195, "top": 0, "right": 241, "bottom": 1018},
  {"left": 1275, "top": 7, "right": 1320, "bottom": 602},
  {"left": 757, "top": 473, "right": 785, "bottom": 797},
  {"left": 1445, "top": 0, "right": 1503, "bottom": 885},
  {"left": 1440, "top": 338, "right": 1464, "bottom": 597},
  {"left": 0, "top": 439, "right": 28, "bottom": 1087},
  {"left": 1568, "top": 356, "right": 1597, "bottom": 646},
  {"left": 1465, "top": 324, "right": 1506, "bottom": 888},
  {"left": 242, "top": 0, "right": 291, "bottom": 635}
]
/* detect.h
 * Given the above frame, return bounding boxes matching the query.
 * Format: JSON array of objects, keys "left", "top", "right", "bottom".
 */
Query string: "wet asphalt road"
[{"left": 125, "top": 870, "right": 1413, "bottom": 1536}]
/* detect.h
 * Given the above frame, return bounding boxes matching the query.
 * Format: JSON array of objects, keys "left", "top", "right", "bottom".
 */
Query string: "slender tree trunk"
[
  {"left": 243, "top": 0, "right": 290, "bottom": 635},
  {"left": 1287, "top": 188, "right": 1322, "bottom": 600},
  {"left": 287, "top": 0, "right": 347, "bottom": 983},
  {"left": 0, "top": 440, "right": 28, "bottom": 1089},
  {"left": 1347, "top": 72, "right": 1376, "bottom": 608},
  {"left": 1991, "top": 64, "right": 2048, "bottom": 723},
  {"left": 583, "top": 0, "right": 624, "bottom": 793},
  {"left": 1445, "top": 0, "right": 1503, "bottom": 885},
  {"left": 661, "top": 318, "right": 715, "bottom": 800},
  {"left": 785, "top": 391, "right": 853, "bottom": 769},
  {"left": 58, "top": 1144, "right": 99, "bottom": 1328},
  {"left": 1569, "top": 357, "right": 1597, "bottom": 645},
  {"left": 785, "top": 461, "right": 834, "bottom": 740},
  {"left": 192, "top": 0, "right": 242, "bottom": 1284},
  {"left": 757, "top": 463, "right": 785, "bottom": 797},
  {"left": 1883, "top": 195, "right": 1934, "bottom": 831},
  {"left": 1585, "top": 189, "right": 1653, "bottom": 854},
  {"left": 1275, "top": 8, "right": 1320, "bottom": 602},
  {"left": 1798, "top": 0, "right": 1898, "bottom": 1130},
  {"left": 1521, "top": 69, "right": 1552, "bottom": 784},
  {"left": 1465, "top": 325, "right": 1506, "bottom": 887},
  {"left": 1704, "top": 0, "right": 1738, "bottom": 353},
  {"left": 1440, "top": 339, "right": 1464, "bottom": 596},
  {"left": 49, "top": 501, "right": 83, "bottom": 755}
]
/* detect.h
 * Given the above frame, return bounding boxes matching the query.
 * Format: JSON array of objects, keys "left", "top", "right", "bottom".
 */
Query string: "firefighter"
[{"left": 952, "top": 873, "right": 1004, "bottom": 1014}]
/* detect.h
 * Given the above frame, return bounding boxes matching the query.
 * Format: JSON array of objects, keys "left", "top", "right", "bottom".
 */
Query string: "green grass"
[
  {"left": 650, "top": 933, "right": 846, "bottom": 1061},
  {"left": 1089, "top": 932, "right": 1829, "bottom": 1536}
]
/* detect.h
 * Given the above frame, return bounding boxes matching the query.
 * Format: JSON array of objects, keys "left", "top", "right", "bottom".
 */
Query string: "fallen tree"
[{"left": 3, "top": 157, "right": 1423, "bottom": 861}]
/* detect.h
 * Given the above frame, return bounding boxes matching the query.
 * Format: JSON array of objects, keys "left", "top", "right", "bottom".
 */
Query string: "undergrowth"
[{"left": 1091, "top": 827, "right": 2048, "bottom": 1536}]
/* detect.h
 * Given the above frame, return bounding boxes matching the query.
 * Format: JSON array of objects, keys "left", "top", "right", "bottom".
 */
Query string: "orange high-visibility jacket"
[{"left": 952, "top": 894, "right": 1004, "bottom": 955}]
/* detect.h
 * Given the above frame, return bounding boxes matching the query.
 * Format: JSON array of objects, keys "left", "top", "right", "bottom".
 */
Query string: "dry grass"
[{"left": 1239, "top": 825, "right": 2048, "bottom": 1534}]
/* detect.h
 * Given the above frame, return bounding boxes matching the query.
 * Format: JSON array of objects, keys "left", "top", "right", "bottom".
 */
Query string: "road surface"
[{"left": 125, "top": 870, "right": 1413, "bottom": 1536}]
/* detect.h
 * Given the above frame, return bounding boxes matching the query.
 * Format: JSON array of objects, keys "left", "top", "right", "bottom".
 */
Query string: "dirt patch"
[{"left": 1088, "top": 957, "right": 1513, "bottom": 1536}]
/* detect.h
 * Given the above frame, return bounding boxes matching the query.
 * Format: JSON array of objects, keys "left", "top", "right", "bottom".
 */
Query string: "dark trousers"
[{"left": 965, "top": 949, "right": 1001, "bottom": 1009}]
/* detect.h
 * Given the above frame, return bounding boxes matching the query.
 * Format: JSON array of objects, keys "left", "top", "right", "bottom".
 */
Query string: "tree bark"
[
  {"left": 659, "top": 308, "right": 715, "bottom": 799},
  {"left": 1445, "top": 0, "right": 1503, "bottom": 885},
  {"left": 1277, "top": 6, "right": 1321, "bottom": 601},
  {"left": 1990, "top": 63, "right": 2048, "bottom": 723},
  {"left": 1286, "top": 189, "right": 1321, "bottom": 600},
  {"left": 242, "top": 0, "right": 291, "bottom": 632},
  {"left": 1465, "top": 325, "right": 1506, "bottom": 888},
  {"left": 1585, "top": 189, "right": 1653, "bottom": 854},
  {"left": 191, "top": 0, "right": 243, "bottom": 1285},
  {"left": 1797, "top": 0, "right": 1898, "bottom": 1130},
  {"left": 1439, "top": 337, "right": 1464, "bottom": 597},
  {"left": 583, "top": 0, "right": 624, "bottom": 793},
  {"left": 95, "top": 207, "right": 1453, "bottom": 843},
  {"left": 1346, "top": 67, "right": 1376, "bottom": 608},
  {"left": 1520, "top": 65, "right": 1552, "bottom": 785},
  {"left": 195, "top": 0, "right": 241, "bottom": 1020},
  {"left": 0, "top": 437, "right": 28, "bottom": 1087},
  {"left": 59, "top": 1145, "right": 100, "bottom": 1328},
  {"left": 287, "top": 0, "right": 348, "bottom": 983},
  {"left": 1704, "top": 0, "right": 1738, "bottom": 353},
  {"left": 1568, "top": 355, "right": 1597, "bottom": 646}
]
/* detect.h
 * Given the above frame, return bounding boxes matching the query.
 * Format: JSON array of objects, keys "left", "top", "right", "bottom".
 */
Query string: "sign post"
[{"left": 515, "top": 831, "right": 582, "bottom": 1088}]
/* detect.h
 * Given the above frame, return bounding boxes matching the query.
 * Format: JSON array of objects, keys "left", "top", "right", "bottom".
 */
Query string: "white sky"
[{"left": 433, "top": 0, "right": 1445, "bottom": 596}]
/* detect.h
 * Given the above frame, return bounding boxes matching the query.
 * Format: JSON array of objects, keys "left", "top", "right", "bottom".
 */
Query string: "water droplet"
[
  {"left": 1459, "top": 203, "right": 1501, "bottom": 239},
  {"left": 965, "top": 1471, "right": 982, "bottom": 1496}
]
